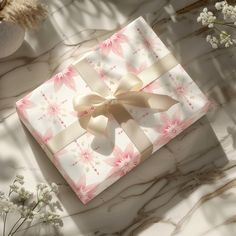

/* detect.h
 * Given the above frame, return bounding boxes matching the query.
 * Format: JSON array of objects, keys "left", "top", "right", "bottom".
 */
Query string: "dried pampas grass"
[{"left": 0, "top": 0, "right": 48, "bottom": 29}]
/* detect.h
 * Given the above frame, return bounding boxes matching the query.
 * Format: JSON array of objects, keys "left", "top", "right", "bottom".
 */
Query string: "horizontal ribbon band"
[{"left": 47, "top": 53, "right": 179, "bottom": 155}]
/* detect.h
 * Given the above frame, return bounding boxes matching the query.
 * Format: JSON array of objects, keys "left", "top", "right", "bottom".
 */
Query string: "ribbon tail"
[
  {"left": 144, "top": 93, "right": 178, "bottom": 111},
  {"left": 79, "top": 113, "right": 109, "bottom": 137},
  {"left": 117, "top": 91, "right": 178, "bottom": 111}
]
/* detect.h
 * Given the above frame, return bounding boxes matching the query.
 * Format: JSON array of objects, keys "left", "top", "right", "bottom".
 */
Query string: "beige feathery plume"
[{"left": 0, "top": 0, "right": 48, "bottom": 29}]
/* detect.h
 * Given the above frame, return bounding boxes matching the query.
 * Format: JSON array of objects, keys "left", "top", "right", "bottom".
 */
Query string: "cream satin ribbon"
[
  {"left": 73, "top": 73, "right": 177, "bottom": 137},
  {"left": 47, "top": 53, "right": 179, "bottom": 157}
]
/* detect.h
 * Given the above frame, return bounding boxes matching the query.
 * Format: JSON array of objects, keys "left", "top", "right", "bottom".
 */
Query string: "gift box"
[{"left": 16, "top": 17, "right": 209, "bottom": 204}]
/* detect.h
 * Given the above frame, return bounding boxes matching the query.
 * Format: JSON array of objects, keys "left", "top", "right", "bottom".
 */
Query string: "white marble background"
[{"left": 0, "top": 0, "right": 236, "bottom": 235}]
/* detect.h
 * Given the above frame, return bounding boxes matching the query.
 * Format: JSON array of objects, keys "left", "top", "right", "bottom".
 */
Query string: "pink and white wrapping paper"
[{"left": 16, "top": 17, "right": 209, "bottom": 204}]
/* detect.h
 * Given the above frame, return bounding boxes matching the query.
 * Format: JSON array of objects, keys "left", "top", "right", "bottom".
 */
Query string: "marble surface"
[{"left": 1, "top": 0, "right": 236, "bottom": 235}]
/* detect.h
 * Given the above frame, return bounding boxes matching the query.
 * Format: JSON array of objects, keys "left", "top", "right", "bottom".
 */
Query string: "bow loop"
[
  {"left": 73, "top": 72, "right": 178, "bottom": 136},
  {"left": 80, "top": 112, "right": 109, "bottom": 137},
  {"left": 73, "top": 93, "right": 107, "bottom": 113}
]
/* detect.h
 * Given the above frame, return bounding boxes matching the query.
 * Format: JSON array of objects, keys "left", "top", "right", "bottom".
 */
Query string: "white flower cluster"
[
  {"left": 197, "top": 8, "right": 216, "bottom": 28},
  {"left": 39, "top": 211, "right": 63, "bottom": 227},
  {"left": 220, "top": 31, "right": 236, "bottom": 47},
  {"left": 215, "top": 1, "right": 236, "bottom": 22},
  {"left": 197, "top": 1, "right": 236, "bottom": 48},
  {"left": 206, "top": 35, "right": 219, "bottom": 48},
  {"left": 0, "top": 194, "right": 18, "bottom": 214},
  {"left": 0, "top": 175, "right": 63, "bottom": 236}
]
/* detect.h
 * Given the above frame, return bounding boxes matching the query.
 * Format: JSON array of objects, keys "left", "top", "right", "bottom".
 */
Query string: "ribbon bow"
[{"left": 73, "top": 73, "right": 177, "bottom": 136}]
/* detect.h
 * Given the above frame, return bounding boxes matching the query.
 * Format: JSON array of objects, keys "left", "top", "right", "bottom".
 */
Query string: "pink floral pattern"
[
  {"left": 47, "top": 102, "right": 60, "bottom": 116},
  {"left": 16, "top": 94, "right": 35, "bottom": 120},
  {"left": 173, "top": 76, "right": 191, "bottom": 97},
  {"left": 155, "top": 112, "right": 194, "bottom": 147},
  {"left": 52, "top": 65, "right": 76, "bottom": 92},
  {"left": 39, "top": 92, "right": 69, "bottom": 128},
  {"left": 142, "top": 81, "right": 160, "bottom": 93},
  {"left": 33, "top": 128, "right": 53, "bottom": 145},
  {"left": 99, "top": 31, "right": 128, "bottom": 57},
  {"left": 73, "top": 175, "right": 97, "bottom": 204},
  {"left": 136, "top": 27, "right": 160, "bottom": 56},
  {"left": 16, "top": 17, "right": 209, "bottom": 205},
  {"left": 72, "top": 147, "right": 94, "bottom": 167},
  {"left": 106, "top": 144, "right": 140, "bottom": 177},
  {"left": 97, "top": 67, "right": 107, "bottom": 81},
  {"left": 79, "top": 148, "right": 93, "bottom": 164},
  {"left": 71, "top": 143, "right": 100, "bottom": 176},
  {"left": 169, "top": 72, "right": 195, "bottom": 109},
  {"left": 126, "top": 62, "right": 147, "bottom": 75}
]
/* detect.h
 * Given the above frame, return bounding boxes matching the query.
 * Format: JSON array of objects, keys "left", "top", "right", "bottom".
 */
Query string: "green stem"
[
  {"left": 7, "top": 217, "right": 23, "bottom": 236},
  {"left": 214, "top": 21, "right": 236, "bottom": 29},
  {"left": 4, "top": 179, "right": 18, "bottom": 236},
  {"left": 215, "top": 20, "right": 235, "bottom": 25},
  {"left": 224, "top": 22, "right": 236, "bottom": 25},
  {"left": 214, "top": 26, "right": 222, "bottom": 33},
  {"left": 10, "top": 221, "right": 43, "bottom": 233},
  {"left": 8, "top": 201, "right": 40, "bottom": 236},
  {"left": 3, "top": 212, "right": 8, "bottom": 236},
  {"left": 224, "top": 24, "right": 236, "bottom": 29}
]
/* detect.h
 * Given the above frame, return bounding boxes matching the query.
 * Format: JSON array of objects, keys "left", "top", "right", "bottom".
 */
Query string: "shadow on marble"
[
  {"left": 20, "top": 115, "right": 229, "bottom": 235},
  {"left": 21, "top": 124, "right": 66, "bottom": 185},
  {"left": 227, "top": 126, "right": 236, "bottom": 149},
  {"left": 0, "top": 121, "right": 22, "bottom": 182},
  {"left": 0, "top": 155, "right": 17, "bottom": 181},
  {"left": 0, "top": 41, "right": 35, "bottom": 64}
]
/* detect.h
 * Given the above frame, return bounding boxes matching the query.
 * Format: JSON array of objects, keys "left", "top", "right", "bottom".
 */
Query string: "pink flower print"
[
  {"left": 33, "top": 128, "right": 53, "bottom": 145},
  {"left": 39, "top": 92, "right": 69, "bottom": 128},
  {"left": 16, "top": 94, "right": 35, "bottom": 120},
  {"left": 136, "top": 27, "right": 161, "bottom": 58},
  {"left": 97, "top": 65, "right": 117, "bottom": 81},
  {"left": 142, "top": 81, "right": 160, "bottom": 93},
  {"left": 106, "top": 144, "right": 140, "bottom": 178},
  {"left": 126, "top": 62, "right": 147, "bottom": 75},
  {"left": 97, "top": 67, "right": 107, "bottom": 81},
  {"left": 155, "top": 112, "right": 193, "bottom": 147},
  {"left": 40, "top": 128, "right": 53, "bottom": 143},
  {"left": 79, "top": 148, "right": 93, "bottom": 164},
  {"left": 175, "top": 84, "right": 188, "bottom": 96},
  {"left": 71, "top": 144, "right": 100, "bottom": 176},
  {"left": 143, "top": 37, "right": 153, "bottom": 51},
  {"left": 99, "top": 31, "right": 128, "bottom": 57},
  {"left": 174, "top": 79, "right": 195, "bottom": 109},
  {"left": 52, "top": 65, "right": 76, "bottom": 92},
  {"left": 158, "top": 113, "right": 183, "bottom": 139},
  {"left": 73, "top": 175, "right": 97, "bottom": 204},
  {"left": 136, "top": 27, "right": 153, "bottom": 50},
  {"left": 156, "top": 112, "right": 182, "bottom": 140},
  {"left": 47, "top": 102, "right": 60, "bottom": 116}
]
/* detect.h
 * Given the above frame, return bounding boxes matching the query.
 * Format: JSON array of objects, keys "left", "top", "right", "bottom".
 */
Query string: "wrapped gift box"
[{"left": 16, "top": 17, "right": 209, "bottom": 204}]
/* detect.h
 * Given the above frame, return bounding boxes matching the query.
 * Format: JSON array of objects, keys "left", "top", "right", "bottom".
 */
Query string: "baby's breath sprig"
[
  {"left": 197, "top": 1, "right": 236, "bottom": 48},
  {"left": 0, "top": 175, "right": 63, "bottom": 236}
]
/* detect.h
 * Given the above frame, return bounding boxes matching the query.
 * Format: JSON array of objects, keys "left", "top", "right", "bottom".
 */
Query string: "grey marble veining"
[{"left": 0, "top": 0, "right": 236, "bottom": 235}]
